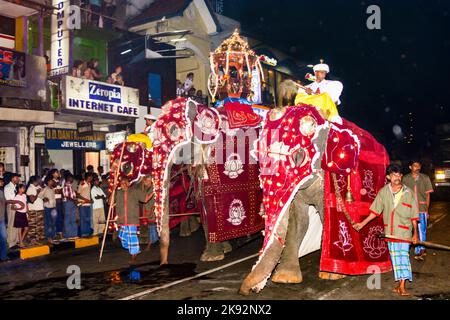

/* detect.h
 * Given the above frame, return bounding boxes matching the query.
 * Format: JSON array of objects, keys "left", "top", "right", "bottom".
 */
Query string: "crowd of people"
[
  {"left": 0, "top": 163, "right": 110, "bottom": 262},
  {"left": 176, "top": 73, "right": 207, "bottom": 104},
  {"left": 71, "top": 60, "right": 125, "bottom": 86}
]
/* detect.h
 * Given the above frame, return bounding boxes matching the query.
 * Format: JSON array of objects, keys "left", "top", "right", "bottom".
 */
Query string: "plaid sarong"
[
  {"left": 119, "top": 226, "right": 140, "bottom": 255},
  {"left": 28, "top": 210, "right": 45, "bottom": 244},
  {"left": 388, "top": 241, "right": 412, "bottom": 282}
]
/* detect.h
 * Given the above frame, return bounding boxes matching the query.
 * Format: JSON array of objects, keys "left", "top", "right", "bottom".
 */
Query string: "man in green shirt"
[
  {"left": 402, "top": 160, "right": 433, "bottom": 261},
  {"left": 353, "top": 164, "right": 419, "bottom": 296}
]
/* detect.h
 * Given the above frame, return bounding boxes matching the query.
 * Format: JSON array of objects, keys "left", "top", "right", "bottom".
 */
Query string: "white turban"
[
  {"left": 144, "top": 114, "right": 157, "bottom": 121},
  {"left": 313, "top": 63, "right": 330, "bottom": 73}
]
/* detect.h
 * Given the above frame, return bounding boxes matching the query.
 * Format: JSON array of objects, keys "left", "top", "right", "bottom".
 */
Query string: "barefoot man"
[
  {"left": 353, "top": 164, "right": 419, "bottom": 296},
  {"left": 113, "top": 176, "right": 153, "bottom": 264}
]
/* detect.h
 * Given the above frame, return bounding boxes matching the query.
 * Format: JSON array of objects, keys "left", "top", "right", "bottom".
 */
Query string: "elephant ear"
[
  {"left": 322, "top": 122, "right": 360, "bottom": 175},
  {"left": 191, "top": 100, "right": 221, "bottom": 144}
]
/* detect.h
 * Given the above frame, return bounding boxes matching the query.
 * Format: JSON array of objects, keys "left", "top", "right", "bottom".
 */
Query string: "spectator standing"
[
  {"left": 0, "top": 178, "right": 9, "bottom": 261},
  {"left": 5, "top": 173, "right": 20, "bottom": 248},
  {"left": 82, "top": 67, "right": 94, "bottom": 80},
  {"left": 39, "top": 178, "right": 57, "bottom": 244},
  {"left": 88, "top": 59, "right": 102, "bottom": 81},
  {"left": 91, "top": 176, "right": 106, "bottom": 236},
  {"left": 402, "top": 160, "right": 434, "bottom": 261},
  {"left": 111, "top": 66, "right": 123, "bottom": 83},
  {"left": 0, "top": 162, "right": 5, "bottom": 179},
  {"left": 114, "top": 74, "right": 124, "bottom": 86},
  {"left": 176, "top": 79, "right": 184, "bottom": 96},
  {"left": 13, "top": 184, "right": 28, "bottom": 248},
  {"left": 63, "top": 174, "right": 78, "bottom": 240},
  {"left": 183, "top": 72, "right": 194, "bottom": 93},
  {"left": 26, "top": 176, "right": 45, "bottom": 245},
  {"left": 48, "top": 169, "right": 64, "bottom": 240},
  {"left": 78, "top": 173, "right": 94, "bottom": 237},
  {"left": 97, "top": 166, "right": 104, "bottom": 177},
  {"left": 71, "top": 60, "right": 83, "bottom": 77}
]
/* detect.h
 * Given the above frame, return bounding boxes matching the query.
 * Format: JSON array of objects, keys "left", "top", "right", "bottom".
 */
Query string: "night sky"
[{"left": 223, "top": 0, "right": 450, "bottom": 163}]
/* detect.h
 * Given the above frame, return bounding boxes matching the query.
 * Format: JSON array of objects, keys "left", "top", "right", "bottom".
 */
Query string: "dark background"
[{"left": 223, "top": 0, "right": 450, "bottom": 166}]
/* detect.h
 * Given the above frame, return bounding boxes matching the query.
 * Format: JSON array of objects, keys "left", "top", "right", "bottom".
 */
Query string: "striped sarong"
[
  {"left": 388, "top": 241, "right": 412, "bottom": 282},
  {"left": 118, "top": 225, "right": 140, "bottom": 255}
]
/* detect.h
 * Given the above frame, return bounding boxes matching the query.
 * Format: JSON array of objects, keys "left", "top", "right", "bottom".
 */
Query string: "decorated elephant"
[
  {"left": 151, "top": 97, "right": 265, "bottom": 264},
  {"left": 238, "top": 103, "right": 392, "bottom": 295}
]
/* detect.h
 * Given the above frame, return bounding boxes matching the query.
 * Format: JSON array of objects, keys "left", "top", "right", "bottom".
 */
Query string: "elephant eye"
[
  {"left": 300, "top": 115, "right": 317, "bottom": 137},
  {"left": 121, "top": 162, "right": 134, "bottom": 176}
]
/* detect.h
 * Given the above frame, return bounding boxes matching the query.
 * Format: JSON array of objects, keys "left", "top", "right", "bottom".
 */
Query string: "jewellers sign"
[
  {"left": 64, "top": 76, "right": 140, "bottom": 117},
  {"left": 45, "top": 128, "right": 105, "bottom": 150},
  {"left": 50, "top": 0, "right": 70, "bottom": 76}
]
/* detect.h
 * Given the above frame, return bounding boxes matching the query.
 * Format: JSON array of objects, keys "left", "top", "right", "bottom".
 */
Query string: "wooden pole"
[
  {"left": 379, "top": 234, "right": 450, "bottom": 251},
  {"left": 99, "top": 142, "right": 126, "bottom": 262}
]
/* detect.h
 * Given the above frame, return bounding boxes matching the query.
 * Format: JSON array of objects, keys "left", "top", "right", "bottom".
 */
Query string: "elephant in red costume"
[{"left": 238, "top": 104, "right": 392, "bottom": 295}]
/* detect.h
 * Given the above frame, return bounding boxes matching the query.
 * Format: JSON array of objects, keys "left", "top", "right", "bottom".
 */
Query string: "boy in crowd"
[{"left": 353, "top": 164, "right": 419, "bottom": 296}]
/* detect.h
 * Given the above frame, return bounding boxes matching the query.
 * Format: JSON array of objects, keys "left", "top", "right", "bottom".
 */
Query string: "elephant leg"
[
  {"left": 179, "top": 219, "right": 191, "bottom": 237},
  {"left": 201, "top": 241, "right": 225, "bottom": 262},
  {"left": 188, "top": 216, "right": 200, "bottom": 233},
  {"left": 272, "top": 199, "right": 309, "bottom": 284},
  {"left": 239, "top": 210, "right": 290, "bottom": 295}
]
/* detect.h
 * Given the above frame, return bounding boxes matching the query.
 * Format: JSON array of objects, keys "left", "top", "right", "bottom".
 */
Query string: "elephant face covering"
[{"left": 252, "top": 105, "right": 329, "bottom": 252}]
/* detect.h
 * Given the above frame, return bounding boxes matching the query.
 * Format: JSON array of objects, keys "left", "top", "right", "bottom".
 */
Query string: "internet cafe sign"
[
  {"left": 64, "top": 75, "right": 140, "bottom": 117},
  {"left": 50, "top": 0, "right": 81, "bottom": 76}
]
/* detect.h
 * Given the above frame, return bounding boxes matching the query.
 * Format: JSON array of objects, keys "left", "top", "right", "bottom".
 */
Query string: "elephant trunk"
[
  {"left": 239, "top": 207, "right": 291, "bottom": 295},
  {"left": 159, "top": 165, "right": 172, "bottom": 265}
]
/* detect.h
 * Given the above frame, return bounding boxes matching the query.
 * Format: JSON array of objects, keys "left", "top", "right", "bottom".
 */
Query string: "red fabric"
[
  {"left": 254, "top": 105, "right": 326, "bottom": 251},
  {"left": 224, "top": 100, "right": 262, "bottom": 129},
  {"left": 320, "top": 119, "right": 392, "bottom": 274},
  {"left": 168, "top": 167, "right": 197, "bottom": 229},
  {"left": 202, "top": 108, "right": 264, "bottom": 242}
]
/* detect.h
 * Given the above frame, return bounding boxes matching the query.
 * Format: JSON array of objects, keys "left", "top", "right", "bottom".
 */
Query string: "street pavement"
[{"left": 0, "top": 201, "right": 449, "bottom": 300}]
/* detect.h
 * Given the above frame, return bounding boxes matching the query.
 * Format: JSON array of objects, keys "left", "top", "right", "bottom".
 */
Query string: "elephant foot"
[
  {"left": 318, "top": 271, "right": 347, "bottom": 280},
  {"left": 238, "top": 276, "right": 253, "bottom": 296},
  {"left": 200, "top": 252, "right": 225, "bottom": 262},
  {"left": 272, "top": 266, "right": 303, "bottom": 284}
]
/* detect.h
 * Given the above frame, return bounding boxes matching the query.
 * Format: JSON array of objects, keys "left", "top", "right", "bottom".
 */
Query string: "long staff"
[{"left": 99, "top": 141, "right": 126, "bottom": 262}]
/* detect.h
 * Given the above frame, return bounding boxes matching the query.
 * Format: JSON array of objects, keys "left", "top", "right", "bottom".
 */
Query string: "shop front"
[{"left": 33, "top": 74, "right": 141, "bottom": 176}]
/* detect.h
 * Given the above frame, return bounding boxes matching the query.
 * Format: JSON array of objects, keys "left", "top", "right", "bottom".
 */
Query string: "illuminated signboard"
[
  {"left": 64, "top": 76, "right": 140, "bottom": 117},
  {"left": 50, "top": 0, "right": 70, "bottom": 76},
  {"left": 45, "top": 128, "right": 106, "bottom": 150}
]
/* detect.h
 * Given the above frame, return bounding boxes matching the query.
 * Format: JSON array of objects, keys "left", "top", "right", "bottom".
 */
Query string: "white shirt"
[
  {"left": 13, "top": 194, "right": 27, "bottom": 213},
  {"left": 305, "top": 79, "right": 343, "bottom": 105},
  {"left": 54, "top": 179, "right": 63, "bottom": 200},
  {"left": 183, "top": 78, "right": 193, "bottom": 92},
  {"left": 4, "top": 182, "right": 16, "bottom": 201},
  {"left": 27, "top": 184, "right": 44, "bottom": 211},
  {"left": 91, "top": 186, "right": 106, "bottom": 210}
]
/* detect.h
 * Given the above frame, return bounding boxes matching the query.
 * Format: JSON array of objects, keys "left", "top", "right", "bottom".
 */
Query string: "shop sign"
[
  {"left": 0, "top": 46, "right": 26, "bottom": 87},
  {"left": 105, "top": 131, "right": 127, "bottom": 152},
  {"left": 45, "top": 127, "right": 105, "bottom": 150},
  {"left": 64, "top": 76, "right": 140, "bottom": 117},
  {"left": 77, "top": 121, "right": 93, "bottom": 137},
  {"left": 50, "top": 0, "right": 70, "bottom": 76}
]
